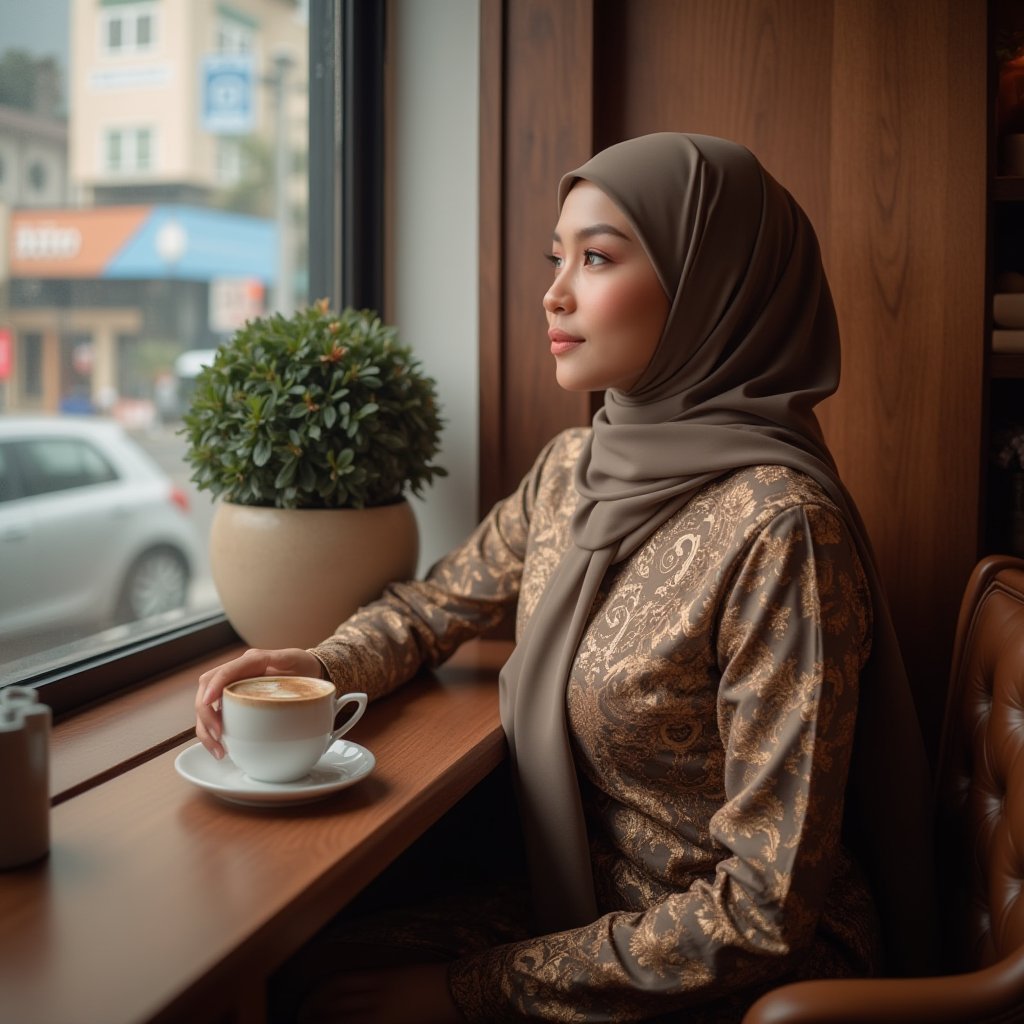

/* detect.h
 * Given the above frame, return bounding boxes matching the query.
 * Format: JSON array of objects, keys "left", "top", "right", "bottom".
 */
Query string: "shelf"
[
  {"left": 992, "top": 352, "right": 1024, "bottom": 378},
  {"left": 992, "top": 177, "right": 1024, "bottom": 202}
]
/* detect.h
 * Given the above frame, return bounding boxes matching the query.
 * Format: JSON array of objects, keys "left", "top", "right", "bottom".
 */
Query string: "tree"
[{"left": 0, "top": 49, "right": 64, "bottom": 117}]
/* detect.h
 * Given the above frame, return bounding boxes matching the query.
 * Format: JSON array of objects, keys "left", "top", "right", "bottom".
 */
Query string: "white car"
[{"left": 0, "top": 416, "right": 202, "bottom": 643}]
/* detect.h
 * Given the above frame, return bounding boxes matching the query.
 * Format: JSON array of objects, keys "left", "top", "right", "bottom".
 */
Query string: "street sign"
[{"left": 201, "top": 55, "right": 255, "bottom": 135}]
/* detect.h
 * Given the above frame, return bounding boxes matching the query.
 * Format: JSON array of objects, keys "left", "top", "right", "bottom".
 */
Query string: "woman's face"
[{"left": 543, "top": 180, "right": 669, "bottom": 394}]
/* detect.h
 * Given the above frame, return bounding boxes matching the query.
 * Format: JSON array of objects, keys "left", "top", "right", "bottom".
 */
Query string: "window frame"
[
  {"left": 102, "top": 126, "right": 155, "bottom": 176},
  {"left": 9, "top": 0, "right": 387, "bottom": 718},
  {"left": 99, "top": 2, "right": 160, "bottom": 58}
]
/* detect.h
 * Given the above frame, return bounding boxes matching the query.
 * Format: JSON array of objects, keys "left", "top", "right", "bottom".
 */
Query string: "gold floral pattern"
[{"left": 312, "top": 429, "right": 880, "bottom": 1022}]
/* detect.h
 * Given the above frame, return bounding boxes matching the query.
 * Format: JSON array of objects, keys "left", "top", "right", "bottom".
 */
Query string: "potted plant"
[{"left": 180, "top": 299, "right": 446, "bottom": 648}]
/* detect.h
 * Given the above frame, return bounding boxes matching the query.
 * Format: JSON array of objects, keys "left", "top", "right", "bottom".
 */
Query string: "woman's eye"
[
  {"left": 544, "top": 252, "right": 564, "bottom": 270},
  {"left": 583, "top": 249, "right": 609, "bottom": 266}
]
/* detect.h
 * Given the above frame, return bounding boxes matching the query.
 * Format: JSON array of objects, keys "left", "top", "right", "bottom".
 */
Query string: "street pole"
[{"left": 272, "top": 49, "right": 296, "bottom": 315}]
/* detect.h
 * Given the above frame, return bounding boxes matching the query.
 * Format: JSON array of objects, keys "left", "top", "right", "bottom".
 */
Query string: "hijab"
[{"left": 498, "top": 133, "right": 935, "bottom": 974}]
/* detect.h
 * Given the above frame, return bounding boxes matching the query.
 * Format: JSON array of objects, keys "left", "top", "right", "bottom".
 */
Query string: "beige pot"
[{"left": 209, "top": 500, "right": 419, "bottom": 650}]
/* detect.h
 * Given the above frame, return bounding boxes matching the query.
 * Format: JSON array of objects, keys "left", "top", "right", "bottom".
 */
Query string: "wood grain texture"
[
  {"left": 478, "top": 0, "right": 507, "bottom": 519},
  {"left": 0, "top": 639, "right": 511, "bottom": 1024},
  {"left": 480, "top": 0, "right": 596, "bottom": 513},
  {"left": 826, "top": 0, "right": 986, "bottom": 750},
  {"left": 595, "top": 0, "right": 834, "bottom": 252},
  {"left": 48, "top": 644, "right": 247, "bottom": 804}
]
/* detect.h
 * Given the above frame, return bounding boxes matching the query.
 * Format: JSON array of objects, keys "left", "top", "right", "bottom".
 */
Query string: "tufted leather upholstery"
[{"left": 742, "top": 555, "right": 1024, "bottom": 1024}]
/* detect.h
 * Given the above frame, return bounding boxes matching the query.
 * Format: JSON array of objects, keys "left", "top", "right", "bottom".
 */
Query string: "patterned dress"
[{"left": 312, "top": 428, "right": 881, "bottom": 1022}]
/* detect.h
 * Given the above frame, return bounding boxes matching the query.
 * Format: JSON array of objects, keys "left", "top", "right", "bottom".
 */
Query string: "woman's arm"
[
  {"left": 307, "top": 432, "right": 571, "bottom": 702},
  {"left": 195, "top": 433, "right": 574, "bottom": 755},
  {"left": 447, "top": 502, "right": 871, "bottom": 1022}
]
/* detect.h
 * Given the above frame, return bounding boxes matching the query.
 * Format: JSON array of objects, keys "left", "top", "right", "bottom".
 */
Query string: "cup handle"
[{"left": 330, "top": 692, "right": 368, "bottom": 743}]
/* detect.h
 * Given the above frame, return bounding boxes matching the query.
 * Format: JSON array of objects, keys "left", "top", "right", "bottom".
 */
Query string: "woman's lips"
[{"left": 548, "top": 328, "right": 584, "bottom": 355}]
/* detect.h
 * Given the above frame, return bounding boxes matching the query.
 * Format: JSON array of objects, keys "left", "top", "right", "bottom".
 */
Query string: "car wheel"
[{"left": 116, "top": 547, "right": 191, "bottom": 623}]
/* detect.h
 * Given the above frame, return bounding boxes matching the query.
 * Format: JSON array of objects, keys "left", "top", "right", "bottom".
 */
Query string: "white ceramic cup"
[{"left": 221, "top": 676, "right": 367, "bottom": 783}]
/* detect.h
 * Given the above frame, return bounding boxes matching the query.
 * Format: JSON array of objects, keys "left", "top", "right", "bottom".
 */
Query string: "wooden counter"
[{"left": 0, "top": 639, "right": 511, "bottom": 1024}]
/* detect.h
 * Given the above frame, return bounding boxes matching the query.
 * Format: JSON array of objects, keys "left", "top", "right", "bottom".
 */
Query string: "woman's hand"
[
  {"left": 194, "top": 647, "right": 323, "bottom": 759},
  {"left": 296, "top": 963, "right": 462, "bottom": 1024}
]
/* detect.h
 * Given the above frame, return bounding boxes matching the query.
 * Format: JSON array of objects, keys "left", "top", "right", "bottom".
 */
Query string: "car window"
[
  {"left": 13, "top": 438, "right": 119, "bottom": 497},
  {"left": 0, "top": 445, "right": 22, "bottom": 503}
]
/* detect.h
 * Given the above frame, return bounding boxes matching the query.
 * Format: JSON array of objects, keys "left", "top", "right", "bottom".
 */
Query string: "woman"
[{"left": 196, "top": 133, "right": 934, "bottom": 1022}]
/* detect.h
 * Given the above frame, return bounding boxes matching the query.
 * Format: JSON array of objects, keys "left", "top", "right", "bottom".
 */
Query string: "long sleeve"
[
  {"left": 310, "top": 434, "right": 568, "bottom": 702},
  {"left": 448, "top": 498, "right": 873, "bottom": 1022}
]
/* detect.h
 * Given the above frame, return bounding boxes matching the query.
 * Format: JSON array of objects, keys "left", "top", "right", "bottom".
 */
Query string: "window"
[
  {"left": 28, "top": 160, "right": 46, "bottom": 191},
  {"left": 20, "top": 333, "right": 43, "bottom": 399},
  {"left": 215, "top": 136, "right": 242, "bottom": 185},
  {"left": 103, "top": 127, "right": 154, "bottom": 175},
  {"left": 10, "top": 437, "right": 118, "bottom": 497},
  {"left": 135, "top": 128, "right": 151, "bottom": 171},
  {"left": 0, "top": 0, "right": 320, "bottom": 706},
  {"left": 100, "top": 2, "right": 158, "bottom": 56},
  {"left": 0, "top": 446, "right": 12, "bottom": 502},
  {"left": 216, "top": 18, "right": 254, "bottom": 56},
  {"left": 105, "top": 130, "right": 121, "bottom": 171},
  {"left": 0, "top": 0, "right": 462, "bottom": 719},
  {"left": 136, "top": 11, "right": 153, "bottom": 48}
]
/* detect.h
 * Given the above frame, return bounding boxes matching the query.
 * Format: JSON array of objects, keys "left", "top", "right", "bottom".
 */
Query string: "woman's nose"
[{"left": 543, "top": 270, "right": 574, "bottom": 314}]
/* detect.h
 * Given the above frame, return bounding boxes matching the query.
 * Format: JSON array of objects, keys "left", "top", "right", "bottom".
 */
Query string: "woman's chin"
[{"left": 554, "top": 364, "right": 596, "bottom": 393}]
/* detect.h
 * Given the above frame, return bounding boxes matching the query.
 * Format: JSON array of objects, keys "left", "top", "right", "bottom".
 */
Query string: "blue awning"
[{"left": 103, "top": 205, "right": 276, "bottom": 282}]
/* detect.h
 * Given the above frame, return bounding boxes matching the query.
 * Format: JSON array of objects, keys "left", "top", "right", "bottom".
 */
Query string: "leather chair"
[{"left": 742, "top": 554, "right": 1024, "bottom": 1024}]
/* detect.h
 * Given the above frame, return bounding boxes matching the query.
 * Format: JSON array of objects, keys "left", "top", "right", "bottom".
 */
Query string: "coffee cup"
[{"left": 220, "top": 676, "right": 367, "bottom": 783}]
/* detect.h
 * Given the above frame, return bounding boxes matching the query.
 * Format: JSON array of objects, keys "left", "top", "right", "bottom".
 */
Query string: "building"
[
  {"left": 0, "top": 105, "right": 72, "bottom": 210},
  {"left": 0, "top": 0, "right": 307, "bottom": 417}
]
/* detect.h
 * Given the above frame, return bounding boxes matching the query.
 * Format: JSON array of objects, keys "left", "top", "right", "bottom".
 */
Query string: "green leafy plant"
[{"left": 181, "top": 300, "right": 446, "bottom": 509}]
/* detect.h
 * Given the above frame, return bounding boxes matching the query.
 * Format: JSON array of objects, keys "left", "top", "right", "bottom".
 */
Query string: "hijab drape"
[{"left": 498, "top": 133, "right": 934, "bottom": 974}]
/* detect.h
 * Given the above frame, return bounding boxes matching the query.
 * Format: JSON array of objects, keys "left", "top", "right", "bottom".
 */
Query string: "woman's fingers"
[{"left": 193, "top": 648, "right": 323, "bottom": 757}]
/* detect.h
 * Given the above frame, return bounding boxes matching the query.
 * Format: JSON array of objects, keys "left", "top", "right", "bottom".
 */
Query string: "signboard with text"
[{"left": 209, "top": 278, "right": 265, "bottom": 333}]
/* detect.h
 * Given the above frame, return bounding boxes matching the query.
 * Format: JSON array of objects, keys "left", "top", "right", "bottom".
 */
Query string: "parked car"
[{"left": 0, "top": 416, "right": 202, "bottom": 643}]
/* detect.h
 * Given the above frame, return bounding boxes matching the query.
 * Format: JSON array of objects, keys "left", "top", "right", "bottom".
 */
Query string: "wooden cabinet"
[{"left": 480, "top": 0, "right": 989, "bottom": 758}]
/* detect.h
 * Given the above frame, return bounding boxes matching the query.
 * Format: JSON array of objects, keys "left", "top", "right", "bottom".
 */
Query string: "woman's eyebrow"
[{"left": 552, "top": 223, "right": 632, "bottom": 244}]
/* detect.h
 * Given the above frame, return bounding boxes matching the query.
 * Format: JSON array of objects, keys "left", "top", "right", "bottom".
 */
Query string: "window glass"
[
  {"left": 14, "top": 437, "right": 118, "bottom": 496},
  {"left": 101, "top": 3, "right": 158, "bottom": 56},
  {"left": 137, "top": 13, "right": 153, "bottom": 49},
  {"left": 105, "top": 17, "right": 123, "bottom": 53},
  {"left": 0, "top": 0, "right": 311, "bottom": 682},
  {"left": 28, "top": 160, "right": 47, "bottom": 190},
  {"left": 0, "top": 444, "right": 16, "bottom": 501}
]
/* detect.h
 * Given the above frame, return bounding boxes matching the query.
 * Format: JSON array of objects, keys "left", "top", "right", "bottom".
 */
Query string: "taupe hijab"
[{"left": 499, "top": 133, "right": 934, "bottom": 974}]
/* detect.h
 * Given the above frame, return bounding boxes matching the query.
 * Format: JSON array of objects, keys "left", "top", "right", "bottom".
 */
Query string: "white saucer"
[{"left": 174, "top": 739, "right": 376, "bottom": 807}]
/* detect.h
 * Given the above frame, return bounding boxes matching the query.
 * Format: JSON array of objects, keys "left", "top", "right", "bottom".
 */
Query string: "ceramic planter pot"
[{"left": 209, "top": 500, "right": 419, "bottom": 649}]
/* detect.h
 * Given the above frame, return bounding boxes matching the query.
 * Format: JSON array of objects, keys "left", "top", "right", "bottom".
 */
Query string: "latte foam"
[{"left": 226, "top": 677, "right": 332, "bottom": 702}]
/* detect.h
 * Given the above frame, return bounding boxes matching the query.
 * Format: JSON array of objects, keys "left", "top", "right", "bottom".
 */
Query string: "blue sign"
[{"left": 201, "top": 55, "right": 255, "bottom": 135}]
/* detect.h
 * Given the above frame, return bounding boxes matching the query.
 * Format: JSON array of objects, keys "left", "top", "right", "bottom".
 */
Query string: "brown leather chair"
[{"left": 742, "top": 554, "right": 1024, "bottom": 1024}]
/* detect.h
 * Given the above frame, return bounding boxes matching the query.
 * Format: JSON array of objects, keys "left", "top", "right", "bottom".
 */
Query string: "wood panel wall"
[
  {"left": 478, "top": 0, "right": 988, "bottom": 757},
  {"left": 479, "top": 0, "right": 598, "bottom": 515}
]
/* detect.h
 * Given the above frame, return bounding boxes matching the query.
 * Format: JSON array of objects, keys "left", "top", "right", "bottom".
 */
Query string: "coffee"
[
  {"left": 220, "top": 676, "right": 367, "bottom": 784},
  {"left": 226, "top": 677, "right": 332, "bottom": 702}
]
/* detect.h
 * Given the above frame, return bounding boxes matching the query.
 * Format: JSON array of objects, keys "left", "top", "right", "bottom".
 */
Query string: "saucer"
[{"left": 174, "top": 739, "right": 376, "bottom": 807}]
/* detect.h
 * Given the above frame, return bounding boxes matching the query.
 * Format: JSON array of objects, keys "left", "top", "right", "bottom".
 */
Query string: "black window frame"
[{"left": 4, "top": 0, "right": 386, "bottom": 717}]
